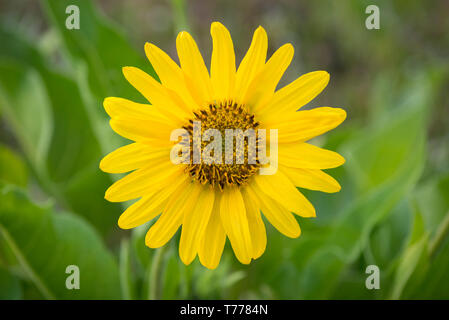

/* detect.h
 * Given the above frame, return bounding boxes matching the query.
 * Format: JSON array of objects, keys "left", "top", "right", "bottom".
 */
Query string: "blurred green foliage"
[{"left": 0, "top": 0, "right": 448, "bottom": 299}]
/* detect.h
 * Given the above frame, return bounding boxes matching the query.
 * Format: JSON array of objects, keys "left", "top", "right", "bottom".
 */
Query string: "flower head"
[{"left": 100, "top": 22, "right": 346, "bottom": 269}]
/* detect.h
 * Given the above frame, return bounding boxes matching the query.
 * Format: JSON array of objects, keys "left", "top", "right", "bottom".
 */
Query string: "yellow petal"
[
  {"left": 144, "top": 43, "right": 200, "bottom": 110},
  {"left": 258, "top": 71, "right": 330, "bottom": 120},
  {"left": 122, "top": 66, "right": 190, "bottom": 122},
  {"left": 104, "top": 161, "right": 183, "bottom": 202},
  {"left": 234, "top": 26, "right": 268, "bottom": 103},
  {"left": 210, "top": 22, "right": 236, "bottom": 102},
  {"left": 103, "top": 97, "right": 166, "bottom": 121},
  {"left": 118, "top": 176, "right": 189, "bottom": 229},
  {"left": 220, "top": 187, "right": 253, "bottom": 264},
  {"left": 118, "top": 196, "right": 164, "bottom": 230},
  {"left": 248, "top": 184, "right": 301, "bottom": 238},
  {"left": 241, "top": 187, "right": 266, "bottom": 259},
  {"left": 100, "top": 143, "right": 170, "bottom": 174},
  {"left": 244, "top": 43, "right": 294, "bottom": 113},
  {"left": 179, "top": 186, "right": 215, "bottom": 265},
  {"left": 279, "top": 142, "right": 345, "bottom": 169},
  {"left": 109, "top": 117, "right": 173, "bottom": 142},
  {"left": 176, "top": 31, "right": 213, "bottom": 105},
  {"left": 264, "top": 107, "right": 347, "bottom": 143},
  {"left": 281, "top": 165, "right": 341, "bottom": 193},
  {"left": 254, "top": 171, "right": 316, "bottom": 218},
  {"left": 145, "top": 181, "right": 201, "bottom": 248},
  {"left": 198, "top": 191, "right": 226, "bottom": 269}
]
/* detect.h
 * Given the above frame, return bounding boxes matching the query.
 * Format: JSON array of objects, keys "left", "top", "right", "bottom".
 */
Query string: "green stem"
[
  {"left": 170, "top": 0, "right": 189, "bottom": 32},
  {"left": 429, "top": 211, "right": 449, "bottom": 258},
  {"left": 119, "top": 238, "right": 132, "bottom": 300},
  {"left": 148, "top": 245, "right": 168, "bottom": 300}
]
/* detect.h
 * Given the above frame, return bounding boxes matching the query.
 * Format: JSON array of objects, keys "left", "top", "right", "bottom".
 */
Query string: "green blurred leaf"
[
  {"left": 389, "top": 211, "right": 429, "bottom": 299},
  {"left": 0, "top": 144, "right": 28, "bottom": 187},
  {"left": 391, "top": 173, "right": 449, "bottom": 298},
  {"left": 0, "top": 183, "right": 121, "bottom": 299},
  {"left": 42, "top": 0, "right": 157, "bottom": 100},
  {"left": 0, "top": 65, "right": 52, "bottom": 173},
  {"left": 414, "top": 172, "right": 449, "bottom": 237},
  {"left": 368, "top": 200, "right": 413, "bottom": 269},
  {"left": 0, "top": 27, "right": 121, "bottom": 234},
  {"left": 0, "top": 266, "right": 22, "bottom": 299},
  {"left": 412, "top": 226, "right": 449, "bottom": 298},
  {"left": 344, "top": 88, "right": 428, "bottom": 192}
]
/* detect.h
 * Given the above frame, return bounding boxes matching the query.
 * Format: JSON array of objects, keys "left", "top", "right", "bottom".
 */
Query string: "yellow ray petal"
[
  {"left": 248, "top": 184, "right": 301, "bottom": 238},
  {"left": 144, "top": 43, "right": 200, "bottom": 110},
  {"left": 110, "top": 117, "right": 173, "bottom": 143},
  {"left": 103, "top": 97, "right": 166, "bottom": 121},
  {"left": 220, "top": 187, "right": 253, "bottom": 264},
  {"left": 258, "top": 71, "right": 330, "bottom": 120},
  {"left": 241, "top": 187, "right": 266, "bottom": 259},
  {"left": 118, "top": 197, "right": 164, "bottom": 230},
  {"left": 281, "top": 165, "right": 341, "bottom": 193},
  {"left": 210, "top": 22, "right": 236, "bottom": 103},
  {"left": 179, "top": 186, "right": 215, "bottom": 265},
  {"left": 264, "top": 107, "right": 346, "bottom": 143},
  {"left": 145, "top": 181, "right": 201, "bottom": 248},
  {"left": 176, "top": 31, "right": 213, "bottom": 105},
  {"left": 234, "top": 26, "right": 268, "bottom": 103},
  {"left": 254, "top": 171, "right": 315, "bottom": 218},
  {"left": 104, "top": 161, "right": 183, "bottom": 202},
  {"left": 100, "top": 143, "right": 170, "bottom": 174},
  {"left": 279, "top": 142, "right": 345, "bottom": 169},
  {"left": 118, "top": 175, "right": 189, "bottom": 229},
  {"left": 244, "top": 43, "right": 294, "bottom": 113},
  {"left": 122, "top": 66, "right": 190, "bottom": 122},
  {"left": 198, "top": 191, "right": 226, "bottom": 269}
]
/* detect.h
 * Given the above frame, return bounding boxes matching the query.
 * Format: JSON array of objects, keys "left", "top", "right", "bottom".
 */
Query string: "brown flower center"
[{"left": 182, "top": 101, "right": 261, "bottom": 190}]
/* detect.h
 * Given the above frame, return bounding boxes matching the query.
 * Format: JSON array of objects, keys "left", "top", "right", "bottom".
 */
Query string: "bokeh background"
[{"left": 1, "top": 0, "right": 449, "bottom": 299}]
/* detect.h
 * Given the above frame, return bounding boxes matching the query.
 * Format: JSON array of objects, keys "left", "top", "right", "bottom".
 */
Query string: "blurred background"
[{"left": 0, "top": 0, "right": 448, "bottom": 299}]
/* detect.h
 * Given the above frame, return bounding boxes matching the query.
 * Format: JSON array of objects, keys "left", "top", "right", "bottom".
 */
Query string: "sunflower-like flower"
[{"left": 100, "top": 22, "right": 346, "bottom": 269}]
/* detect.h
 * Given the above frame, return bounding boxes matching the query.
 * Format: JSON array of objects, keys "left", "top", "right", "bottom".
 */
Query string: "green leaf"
[
  {"left": 344, "top": 90, "right": 428, "bottom": 192},
  {"left": 41, "top": 0, "right": 157, "bottom": 100},
  {"left": 368, "top": 200, "right": 413, "bottom": 269},
  {"left": 390, "top": 173, "right": 449, "bottom": 298},
  {"left": 0, "top": 144, "right": 28, "bottom": 187},
  {"left": 0, "top": 266, "right": 22, "bottom": 299},
  {"left": 389, "top": 211, "right": 429, "bottom": 299},
  {"left": 414, "top": 172, "right": 449, "bottom": 237},
  {"left": 412, "top": 228, "right": 449, "bottom": 298},
  {"left": 0, "top": 183, "right": 121, "bottom": 299},
  {"left": 0, "top": 65, "right": 52, "bottom": 173},
  {"left": 0, "top": 27, "right": 121, "bottom": 234}
]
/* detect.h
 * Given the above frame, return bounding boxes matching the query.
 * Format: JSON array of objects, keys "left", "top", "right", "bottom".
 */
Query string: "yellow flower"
[{"left": 100, "top": 22, "right": 346, "bottom": 269}]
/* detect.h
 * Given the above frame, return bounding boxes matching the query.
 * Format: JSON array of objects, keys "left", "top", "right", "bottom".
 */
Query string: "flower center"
[{"left": 182, "top": 101, "right": 261, "bottom": 190}]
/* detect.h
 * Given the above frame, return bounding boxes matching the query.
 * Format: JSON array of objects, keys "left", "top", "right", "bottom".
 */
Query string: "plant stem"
[
  {"left": 148, "top": 245, "right": 167, "bottom": 300},
  {"left": 429, "top": 211, "right": 449, "bottom": 258},
  {"left": 170, "top": 0, "right": 189, "bottom": 33}
]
